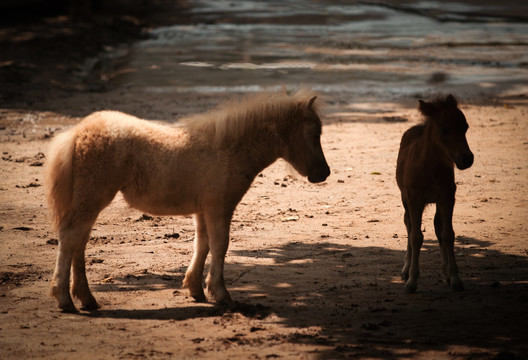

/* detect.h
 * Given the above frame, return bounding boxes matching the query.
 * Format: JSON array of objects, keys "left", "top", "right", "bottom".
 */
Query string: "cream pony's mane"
[{"left": 181, "top": 89, "right": 320, "bottom": 144}]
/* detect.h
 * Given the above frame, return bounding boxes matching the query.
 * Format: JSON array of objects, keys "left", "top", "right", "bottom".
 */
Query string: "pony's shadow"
[
  {"left": 92, "top": 271, "right": 185, "bottom": 293},
  {"left": 79, "top": 302, "right": 270, "bottom": 321},
  {"left": 224, "top": 238, "right": 528, "bottom": 358},
  {"left": 456, "top": 234, "right": 494, "bottom": 248},
  {"left": 80, "top": 305, "right": 217, "bottom": 321},
  {"left": 79, "top": 237, "right": 527, "bottom": 358},
  {"left": 83, "top": 271, "right": 271, "bottom": 321}
]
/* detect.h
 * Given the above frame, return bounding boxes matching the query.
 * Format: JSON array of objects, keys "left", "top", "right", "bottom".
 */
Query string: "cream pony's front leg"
[
  {"left": 183, "top": 213, "right": 209, "bottom": 302},
  {"left": 203, "top": 208, "right": 234, "bottom": 307}
]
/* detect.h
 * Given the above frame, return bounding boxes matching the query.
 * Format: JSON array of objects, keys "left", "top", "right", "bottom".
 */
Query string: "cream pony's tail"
[{"left": 45, "top": 129, "right": 76, "bottom": 231}]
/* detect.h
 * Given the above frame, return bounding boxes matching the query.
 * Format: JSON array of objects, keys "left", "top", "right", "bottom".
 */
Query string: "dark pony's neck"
[
  {"left": 417, "top": 95, "right": 460, "bottom": 168},
  {"left": 421, "top": 116, "right": 453, "bottom": 167}
]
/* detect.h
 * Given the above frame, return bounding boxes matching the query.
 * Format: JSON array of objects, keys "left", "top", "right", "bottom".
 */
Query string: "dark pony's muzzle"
[
  {"left": 455, "top": 152, "right": 474, "bottom": 170},
  {"left": 308, "top": 162, "right": 331, "bottom": 183}
]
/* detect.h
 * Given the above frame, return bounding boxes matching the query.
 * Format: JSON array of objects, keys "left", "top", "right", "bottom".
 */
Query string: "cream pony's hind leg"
[
  {"left": 52, "top": 193, "right": 109, "bottom": 312},
  {"left": 51, "top": 233, "right": 76, "bottom": 312},
  {"left": 204, "top": 209, "right": 233, "bottom": 307},
  {"left": 183, "top": 213, "right": 209, "bottom": 302},
  {"left": 51, "top": 221, "right": 93, "bottom": 312},
  {"left": 71, "top": 229, "right": 99, "bottom": 310}
]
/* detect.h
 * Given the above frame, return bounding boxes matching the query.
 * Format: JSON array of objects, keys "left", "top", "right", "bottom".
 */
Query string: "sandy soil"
[{"left": 1, "top": 3, "right": 528, "bottom": 360}]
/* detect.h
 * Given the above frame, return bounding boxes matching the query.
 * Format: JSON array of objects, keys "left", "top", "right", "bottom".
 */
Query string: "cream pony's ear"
[{"left": 308, "top": 96, "right": 317, "bottom": 109}]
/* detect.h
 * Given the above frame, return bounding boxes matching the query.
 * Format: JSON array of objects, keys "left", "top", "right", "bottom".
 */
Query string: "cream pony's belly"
[{"left": 121, "top": 189, "right": 203, "bottom": 216}]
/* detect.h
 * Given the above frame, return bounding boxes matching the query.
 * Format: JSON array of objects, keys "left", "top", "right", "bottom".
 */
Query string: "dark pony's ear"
[
  {"left": 308, "top": 96, "right": 317, "bottom": 110},
  {"left": 445, "top": 94, "right": 458, "bottom": 107},
  {"left": 418, "top": 99, "right": 437, "bottom": 117}
]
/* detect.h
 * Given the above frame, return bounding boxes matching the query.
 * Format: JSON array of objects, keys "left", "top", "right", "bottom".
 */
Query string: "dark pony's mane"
[
  {"left": 418, "top": 94, "right": 458, "bottom": 125},
  {"left": 400, "top": 95, "right": 460, "bottom": 153},
  {"left": 182, "top": 89, "right": 320, "bottom": 144}
]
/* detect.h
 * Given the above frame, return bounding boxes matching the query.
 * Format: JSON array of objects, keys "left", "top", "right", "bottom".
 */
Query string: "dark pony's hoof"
[
  {"left": 447, "top": 276, "right": 464, "bottom": 292},
  {"left": 404, "top": 285, "right": 417, "bottom": 294},
  {"left": 451, "top": 282, "right": 464, "bottom": 292}
]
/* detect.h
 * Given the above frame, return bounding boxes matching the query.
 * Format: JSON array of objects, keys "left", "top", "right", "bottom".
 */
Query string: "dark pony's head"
[{"left": 419, "top": 94, "right": 474, "bottom": 170}]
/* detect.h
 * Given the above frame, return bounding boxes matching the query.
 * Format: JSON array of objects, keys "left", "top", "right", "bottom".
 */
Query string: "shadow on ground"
[{"left": 82, "top": 239, "right": 528, "bottom": 359}]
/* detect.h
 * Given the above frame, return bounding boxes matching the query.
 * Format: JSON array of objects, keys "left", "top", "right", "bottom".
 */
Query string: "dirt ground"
[{"left": 1, "top": 3, "right": 528, "bottom": 360}]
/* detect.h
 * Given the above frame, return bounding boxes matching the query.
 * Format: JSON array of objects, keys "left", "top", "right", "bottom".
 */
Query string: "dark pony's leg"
[
  {"left": 183, "top": 213, "right": 209, "bottom": 302},
  {"left": 434, "top": 205, "right": 448, "bottom": 281},
  {"left": 401, "top": 198, "right": 412, "bottom": 281},
  {"left": 405, "top": 199, "right": 425, "bottom": 293},
  {"left": 436, "top": 199, "right": 464, "bottom": 291}
]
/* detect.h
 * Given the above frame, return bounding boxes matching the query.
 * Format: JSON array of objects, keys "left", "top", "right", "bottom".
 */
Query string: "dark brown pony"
[{"left": 396, "top": 94, "right": 473, "bottom": 293}]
